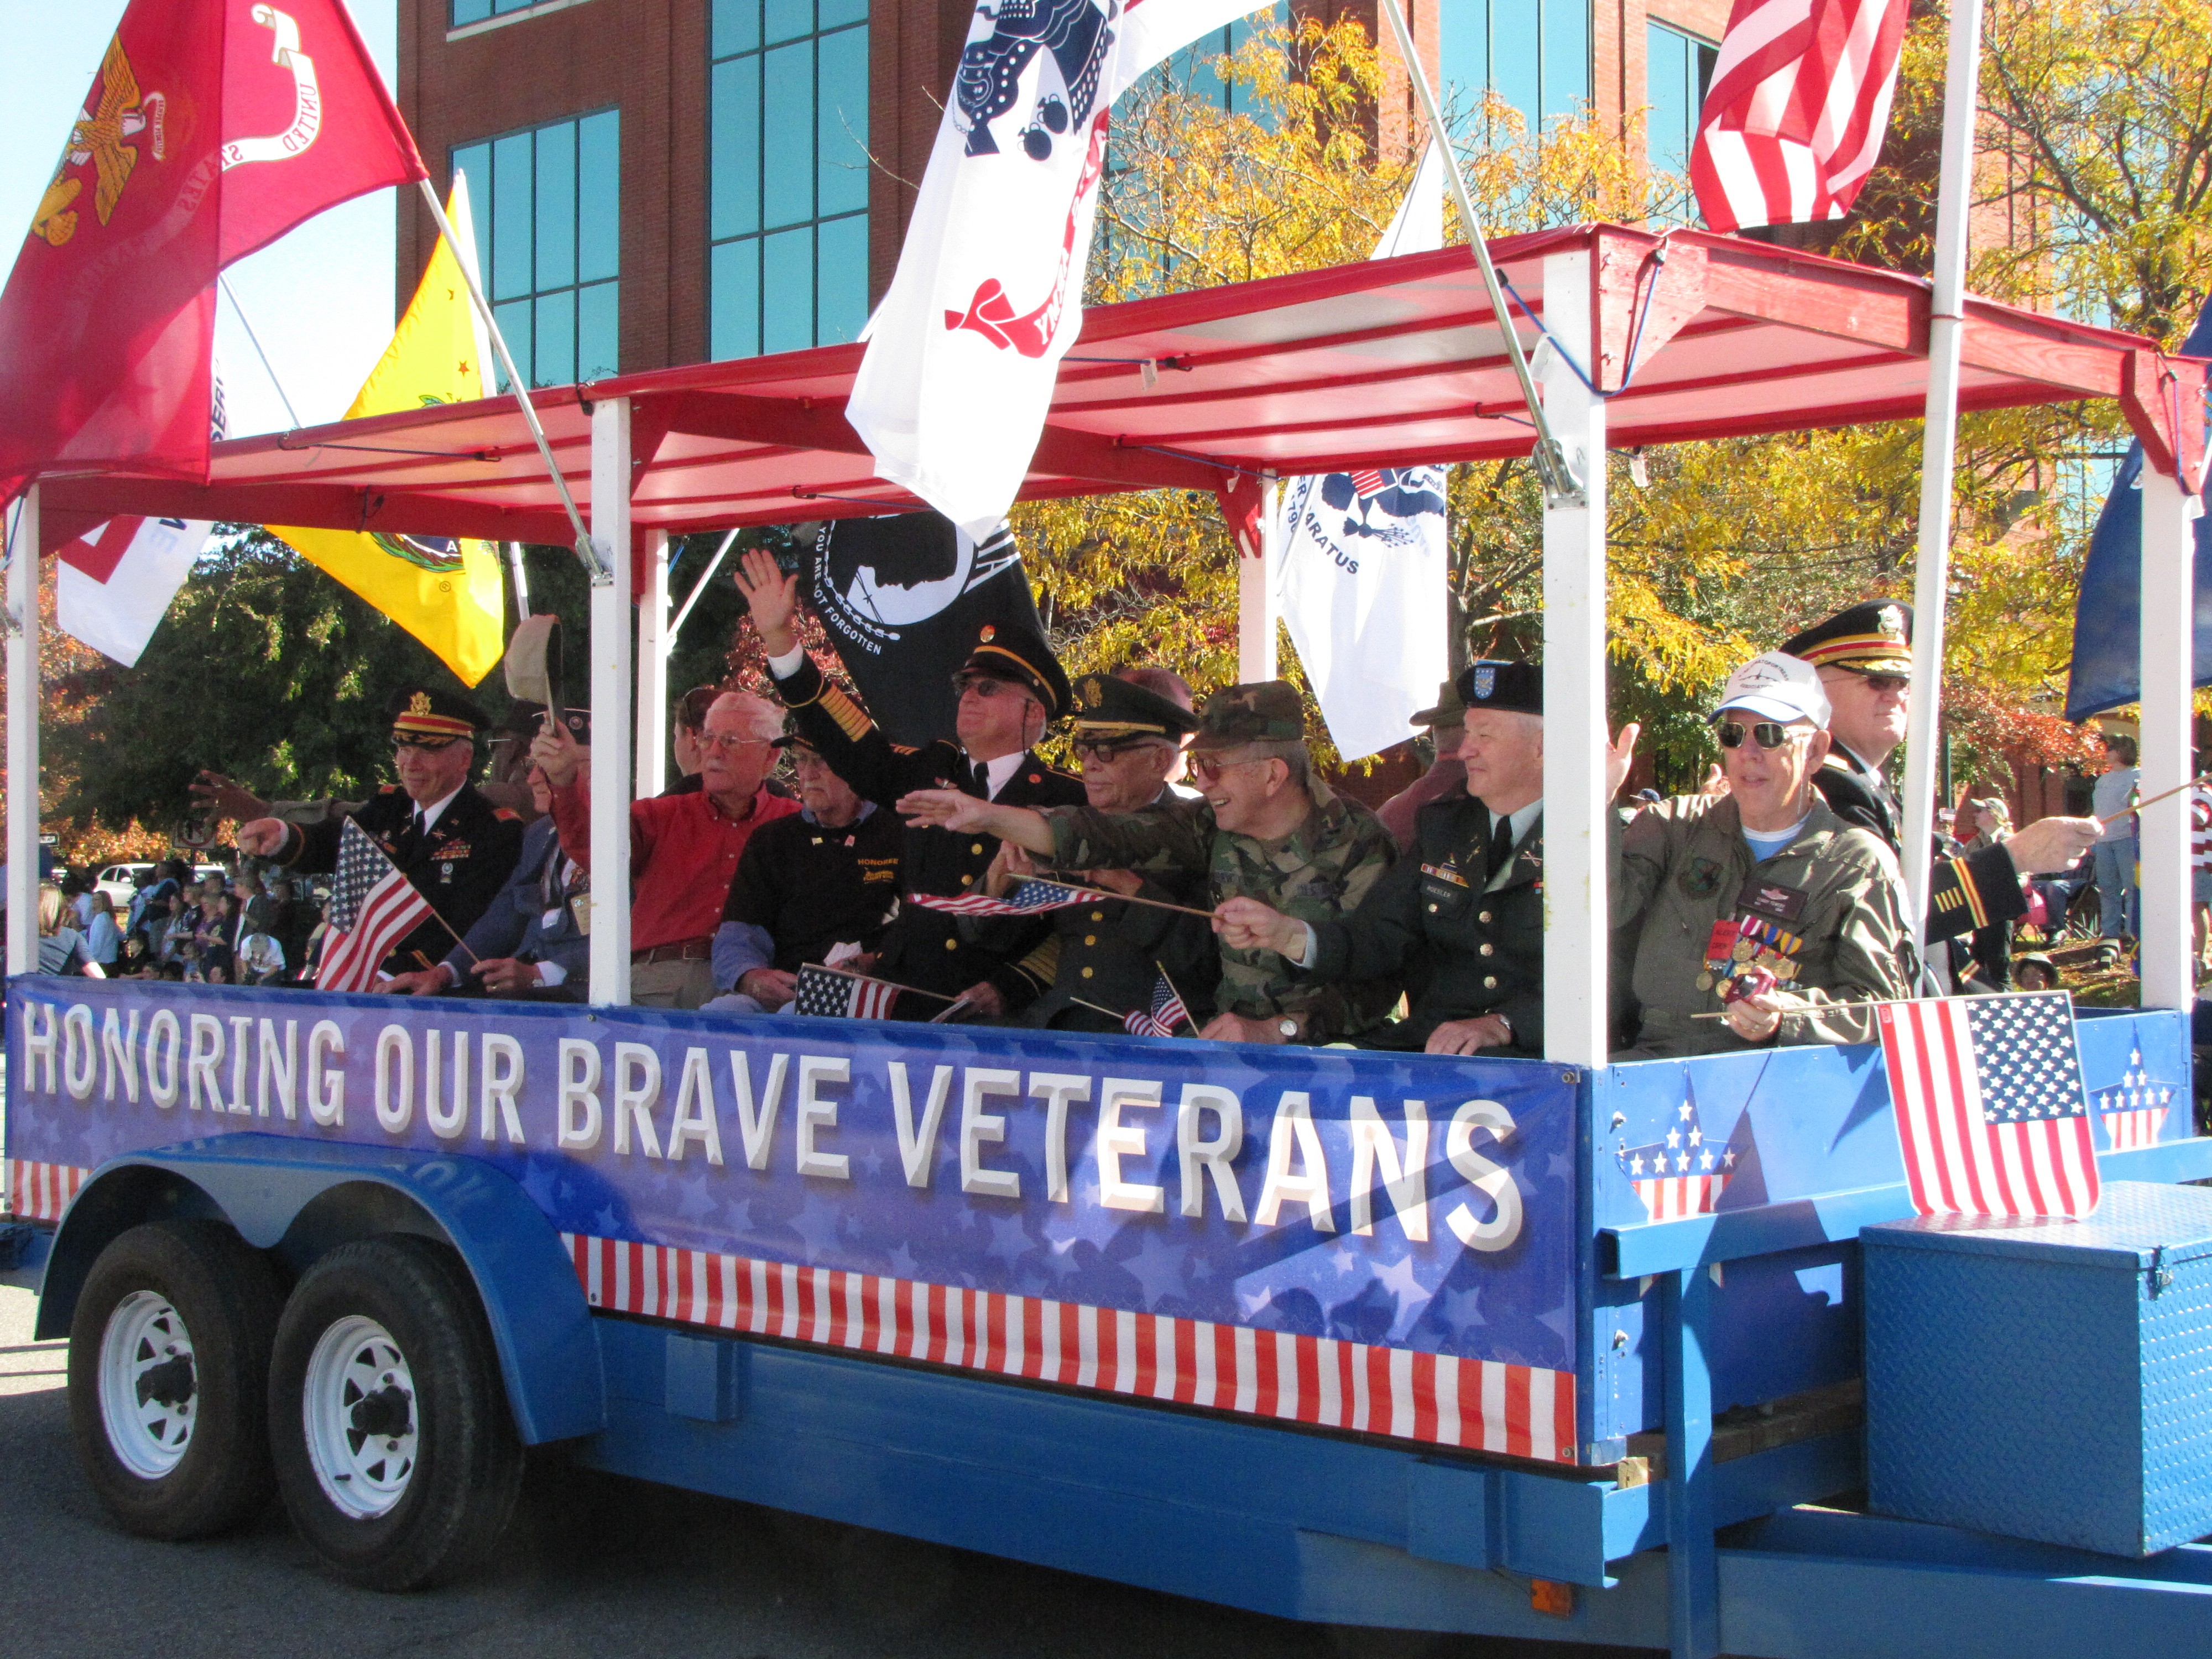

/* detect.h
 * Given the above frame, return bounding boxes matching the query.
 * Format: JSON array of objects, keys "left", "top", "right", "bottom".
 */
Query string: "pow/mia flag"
[{"left": 801, "top": 510, "right": 1042, "bottom": 747}]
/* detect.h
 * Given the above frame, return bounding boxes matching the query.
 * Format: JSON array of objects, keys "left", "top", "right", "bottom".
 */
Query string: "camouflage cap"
[{"left": 1190, "top": 680, "right": 1306, "bottom": 752}]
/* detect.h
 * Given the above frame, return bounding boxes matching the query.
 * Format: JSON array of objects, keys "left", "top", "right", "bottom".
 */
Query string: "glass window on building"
[
  {"left": 709, "top": 0, "right": 869, "bottom": 360},
  {"left": 1154, "top": 1, "right": 1291, "bottom": 117},
  {"left": 451, "top": 109, "right": 620, "bottom": 389},
  {"left": 450, "top": 0, "right": 537, "bottom": 25},
  {"left": 1442, "top": 0, "right": 1592, "bottom": 139},
  {"left": 1646, "top": 20, "right": 1718, "bottom": 182}
]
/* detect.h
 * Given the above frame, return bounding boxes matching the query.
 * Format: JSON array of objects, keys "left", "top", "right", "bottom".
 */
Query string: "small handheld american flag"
[
  {"left": 315, "top": 818, "right": 434, "bottom": 994},
  {"left": 907, "top": 879, "right": 1087, "bottom": 917},
  {"left": 792, "top": 963, "right": 899, "bottom": 1020},
  {"left": 1879, "top": 992, "right": 2101, "bottom": 1220},
  {"left": 1123, "top": 972, "right": 1192, "bottom": 1038}
]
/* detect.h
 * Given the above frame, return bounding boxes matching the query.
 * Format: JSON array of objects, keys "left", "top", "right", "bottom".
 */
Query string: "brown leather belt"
[{"left": 632, "top": 938, "right": 713, "bottom": 964}]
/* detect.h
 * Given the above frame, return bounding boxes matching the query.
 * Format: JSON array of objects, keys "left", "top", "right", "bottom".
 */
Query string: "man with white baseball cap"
[{"left": 1609, "top": 651, "right": 1917, "bottom": 1057}]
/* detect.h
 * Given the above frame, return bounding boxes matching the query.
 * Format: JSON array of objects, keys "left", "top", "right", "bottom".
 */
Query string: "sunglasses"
[
  {"left": 1188, "top": 753, "right": 1268, "bottom": 782},
  {"left": 1716, "top": 721, "right": 1800, "bottom": 750},
  {"left": 951, "top": 672, "right": 1034, "bottom": 703},
  {"left": 1839, "top": 668, "right": 1910, "bottom": 693}
]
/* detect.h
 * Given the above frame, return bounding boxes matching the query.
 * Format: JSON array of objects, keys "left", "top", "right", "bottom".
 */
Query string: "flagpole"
[
  {"left": 1897, "top": 0, "right": 1987, "bottom": 937},
  {"left": 6, "top": 483, "right": 40, "bottom": 974},
  {"left": 414, "top": 178, "right": 608, "bottom": 584}
]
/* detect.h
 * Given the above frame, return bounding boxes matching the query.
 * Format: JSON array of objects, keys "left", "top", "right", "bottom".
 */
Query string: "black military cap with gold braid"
[
  {"left": 384, "top": 685, "right": 490, "bottom": 740},
  {"left": 1781, "top": 600, "right": 1914, "bottom": 674},
  {"left": 959, "top": 620, "right": 1072, "bottom": 719},
  {"left": 1071, "top": 672, "right": 1203, "bottom": 741}
]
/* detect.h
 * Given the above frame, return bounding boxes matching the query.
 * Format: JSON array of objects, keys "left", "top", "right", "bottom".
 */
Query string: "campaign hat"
[
  {"left": 1071, "top": 671, "right": 1202, "bottom": 740},
  {"left": 1781, "top": 600, "right": 1914, "bottom": 674},
  {"left": 385, "top": 686, "right": 490, "bottom": 740},
  {"left": 1191, "top": 680, "right": 1305, "bottom": 752},
  {"left": 1408, "top": 676, "right": 1467, "bottom": 734},
  {"left": 1712, "top": 651, "right": 1833, "bottom": 727},
  {"left": 1453, "top": 659, "right": 1542, "bottom": 718},
  {"left": 960, "top": 620, "right": 1072, "bottom": 719}
]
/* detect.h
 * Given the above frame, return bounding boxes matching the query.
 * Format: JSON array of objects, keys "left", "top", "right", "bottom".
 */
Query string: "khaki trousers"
[{"left": 629, "top": 955, "right": 716, "bottom": 1009}]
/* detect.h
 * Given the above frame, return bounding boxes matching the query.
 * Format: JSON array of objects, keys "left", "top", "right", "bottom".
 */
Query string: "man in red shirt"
[{"left": 533, "top": 689, "right": 799, "bottom": 1008}]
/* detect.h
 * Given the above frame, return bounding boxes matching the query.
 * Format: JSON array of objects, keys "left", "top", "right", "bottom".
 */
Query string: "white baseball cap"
[{"left": 1712, "top": 651, "right": 1832, "bottom": 729}]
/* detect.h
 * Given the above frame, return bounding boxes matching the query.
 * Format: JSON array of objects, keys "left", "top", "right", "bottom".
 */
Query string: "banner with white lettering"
[{"left": 8, "top": 979, "right": 1578, "bottom": 1459}]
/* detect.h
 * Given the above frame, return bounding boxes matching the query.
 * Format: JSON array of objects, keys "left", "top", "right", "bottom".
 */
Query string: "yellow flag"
[{"left": 270, "top": 176, "right": 505, "bottom": 686}]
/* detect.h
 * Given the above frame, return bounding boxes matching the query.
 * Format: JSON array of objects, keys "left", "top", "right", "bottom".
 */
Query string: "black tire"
[
  {"left": 268, "top": 1234, "right": 523, "bottom": 1591},
  {"left": 66, "top": 1218, "right": 281, "bottom": 1540}
]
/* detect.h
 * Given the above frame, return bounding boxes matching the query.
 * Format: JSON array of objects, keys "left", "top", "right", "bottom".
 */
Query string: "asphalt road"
[{"left": 0, "top": 1275, "right": 1648, "bottom": 1659}]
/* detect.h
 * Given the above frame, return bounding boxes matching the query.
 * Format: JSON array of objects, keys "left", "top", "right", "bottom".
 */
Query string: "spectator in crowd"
[
  {"left": 1613, "top": 652, "right": 1914, "bottom": 1057},
  {"left": 119, "top": 933, "right": 153, "bottom": 978},
  {"left": 536, "top": 691, "right": 799, "bottom": 1009},
  {"left": 237, "top": 928, "right": 286, "bottom": 984},
  {"left": 1951, "top": 796, "right": 2016, "bottom": 992},
  {"left": 1376, "top": 675, "right": 1469, "bottom": 854},
  {"left": 899, "top": 681, "right": 1401, "bottom": 1044},
  {"left": 2014, "top": 953, "right": 2060, "bottom": 992},
  {"left": 61, "top": 872, "right": 93, "bottom": 930},
  {"left": 84, "top": 891, "right": 122, "bottom": 971},
  {"left": 298, "top": 901, "right": 338, "bottom": 986},
  {"left": 239, "top": 868, "right": 280, "bottom": 937},
  {"left": 155, "top": 891, "right": 194, "bottom": 971},
  {"left": 2090, "top": 732, "right": 2141, "bottom": 948},
  {"left": 708, "top": 721, "right": 904, "bottom": 1014},
  {"left": 270, "top": 876, "right": 317, "bottom": 975},
  {"left": 36, "top": 886, "right": 92, "bottom": 976},
  {"left": 664, "top": 685, "right": 719, "bottom": 796}
]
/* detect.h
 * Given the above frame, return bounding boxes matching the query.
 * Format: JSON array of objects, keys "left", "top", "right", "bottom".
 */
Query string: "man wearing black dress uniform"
[
  {"left": 1215, "top": 660, "right": 1548, "bottom": 1055},
  {"left": 734, "top": 546, "right": 1086, "bottom": 1017},
  {"left": 236, "top": 687, "right": 526, "bottom": 980},
  {"left": 1007, "top": 670, "right": 1217, "bottom": 1032},
  {"left": 1781, "top": 602, "right": 2100, "bottom": 954}
]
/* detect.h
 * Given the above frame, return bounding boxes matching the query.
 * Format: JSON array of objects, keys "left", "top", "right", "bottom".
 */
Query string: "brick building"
[{"left": 394, "top": 0, "right": 1729, "bottom": 385}]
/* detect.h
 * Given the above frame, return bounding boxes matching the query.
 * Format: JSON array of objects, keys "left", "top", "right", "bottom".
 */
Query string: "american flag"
[
  {"left": 907, "top": 879, "right": 1087, "bottom": 917},
  {"left": 1879, "top": 993, "right": 2101, "bottom": 1220},
  {"left": 2095, "top": 1044, "right": 2176, "bottom": 1152},
  {"left": 1616, "top": 1081, "right": 1734, "bottom": 1220},
  {"left": 315, "top": 818, "right": 434, "bottom": 994},
  {"left": 792, "top": 963, "right": 899, "bottom": 1020},
  {"left": 1123, "top": 972, "right": 1192, "bottom": 1038},
  {"left": 1349, "top": 467, "right": 1388, "bottom": 498},
  {"left": 1688, "top": 0, "right": 1910, "bottom": 233}
]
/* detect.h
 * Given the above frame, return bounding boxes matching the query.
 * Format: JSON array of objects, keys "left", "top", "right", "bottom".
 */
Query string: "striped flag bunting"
[
  {"left": 564, "top": 1231, "right": 1578, "bottom": 1461},
  {"left": 907, "top": 878, "right": 1087, "bottom": 917},
  {"left": 1879, "top": 993, "right": 2100, "bottom": 1219},
  {"left": 315, "top": 818, "right": 434, "bottom": 993},
  {"left": 4, "top": 1159, "right": 88, "bottom": 1223},
  {"left": 1615, "top": 1081, "right": 1734, "bottom": 1220}
]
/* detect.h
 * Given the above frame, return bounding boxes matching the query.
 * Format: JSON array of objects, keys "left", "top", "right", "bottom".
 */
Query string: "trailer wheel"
[
  {"left": 66, "top": 1219, "right": 281, "bottom": 1540},
  {"left": 268, "top": 1234, "right": 523, "bottom": 1590}
]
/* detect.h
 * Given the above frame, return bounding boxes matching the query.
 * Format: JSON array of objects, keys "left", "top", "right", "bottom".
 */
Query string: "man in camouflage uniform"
[
  {"left": 1613, "top": 652, "right": 1916, "bottom": 1058},
  {"left": 897, "top": 681, "right": 1400, "bottom": 1044}
]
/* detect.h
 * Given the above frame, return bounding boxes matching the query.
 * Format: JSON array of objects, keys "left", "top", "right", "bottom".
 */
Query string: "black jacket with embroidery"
[{"left": 1811, "top": 750, "right": 2026, "bottom": 942}]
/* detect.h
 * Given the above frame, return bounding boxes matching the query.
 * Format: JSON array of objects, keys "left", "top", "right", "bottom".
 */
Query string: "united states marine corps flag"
[{"left": 0, "top": 0, "right": 427, "bottom": 500}]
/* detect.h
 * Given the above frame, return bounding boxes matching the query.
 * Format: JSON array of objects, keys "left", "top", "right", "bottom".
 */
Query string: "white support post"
[
  {"left": 6, "top": 484, "right": 39, "bottom": 975},
  {"left": 634, "top": 530, "right": 670, "bottom": 799},
  {"left": 2138, "top": 464, "right": 2195, "bottom": 1010},
  {"left": 1239, "top": 478, "right": 1280, "bottom": 682},
  {"left": 588, "top": 399, "right": 634, "bottom": 1006},
  {"left": 1538, "top": 252, "right": 1610, "bottom": 1070}
]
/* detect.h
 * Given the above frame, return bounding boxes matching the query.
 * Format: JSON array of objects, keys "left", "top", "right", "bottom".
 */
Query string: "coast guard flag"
[
  {"left": 1878, "top": 993, "right": 2101, "bottom": 1220},
  {"left": 848, "top": 0, "right": 1277, "bottom": 537},
  {"left": 1276, "top": 142, "right": 1448, "bottom": 761},
  {"left": 0, "top": 0, "right": 427, "bottom": 501},
  {"left": 315, "top": 818, "right": 432, "bottom": 993},
  {"left": 1688, "top": 0, "right": 1909, "bottom": 232}
]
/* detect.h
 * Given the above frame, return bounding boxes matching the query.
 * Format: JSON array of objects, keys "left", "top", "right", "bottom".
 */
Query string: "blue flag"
[{"left": 2065, "top": 297, "right": 2212, "bottom": 719}]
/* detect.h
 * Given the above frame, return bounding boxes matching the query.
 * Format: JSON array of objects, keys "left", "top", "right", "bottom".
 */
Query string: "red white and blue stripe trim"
[{"left": 4, "top": 1158, "right": 87, "bottom": 1223}]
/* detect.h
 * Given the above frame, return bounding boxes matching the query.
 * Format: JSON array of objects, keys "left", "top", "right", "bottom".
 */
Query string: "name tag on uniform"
[{"left": 1738, "top": 877, "right": 1808, "bottom": 922}]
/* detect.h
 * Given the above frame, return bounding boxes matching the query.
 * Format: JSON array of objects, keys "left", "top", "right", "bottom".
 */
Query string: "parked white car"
[{"left": 92, "top": 863, "right": 228, "bottom": 905}]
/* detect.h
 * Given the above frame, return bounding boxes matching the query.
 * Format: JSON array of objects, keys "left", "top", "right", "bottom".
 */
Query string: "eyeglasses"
[
  {"left": 390, "top": 734, "right": 463, "bottom": 752},
  {"left": 1716, "top": 721, "right": 1800, "bottom": 750},
  {"left": 1187, "top": 752, "right": 1266, "bottom": 782},
  {"left": 697, "top": 732, "right": 771, "bottom": 753},
  {"left": 1072, "top": 737, "right": 1170, "bottom": 764}
]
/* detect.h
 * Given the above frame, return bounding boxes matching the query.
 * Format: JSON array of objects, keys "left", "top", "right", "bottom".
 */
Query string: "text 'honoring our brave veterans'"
[{"left": 846, "top": 0, "right": 1283, "bottom": 537}]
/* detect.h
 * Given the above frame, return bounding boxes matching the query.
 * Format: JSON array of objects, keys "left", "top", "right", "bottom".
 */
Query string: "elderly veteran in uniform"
[
  {"left": 734, "top": 546, "right": 1086, "bottom": 1018},
  {"left": 706, "top": 719, "right": 904, "bottom": 1014},
  {"left": 1613, "top": 653, "right": 1915, "bottom": 1057},
  {"left": 381, "top": 709, "right": 592, "bottom": 1000},
  {"left": 899, "top": 681, "right": 1400, "bottom": 1045},
  {"left": 1782, "top": 601, "right": 2099, "bottom": 956},
  {"left": 533, "top": 690, "right": 800, "bottom": 1008},
  {"left": 1217, "top": 661, "right": 1547, "bottom": 1055},
  {"left": 989, "top": 669, "right": 1218, "bottom": 1032},
  {"left": 236, "top": 687, "right": 525, "bottom": 980}
]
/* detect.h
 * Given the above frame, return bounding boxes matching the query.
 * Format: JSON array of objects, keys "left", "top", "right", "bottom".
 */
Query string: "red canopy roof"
[{"left": 34, "top": 222, "right": 2209, "bottom": 554}]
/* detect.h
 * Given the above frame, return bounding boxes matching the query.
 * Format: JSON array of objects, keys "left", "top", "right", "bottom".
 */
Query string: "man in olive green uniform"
[
  {"left": 896, "top": 681, "right": 1400, "bottom": 1045},
  {"left": 1614, "top": 651, "right": 1915, "bottom": 1058},
  {"left": 1217, "top": 660, "right": 1545, "bottom": 1055}
]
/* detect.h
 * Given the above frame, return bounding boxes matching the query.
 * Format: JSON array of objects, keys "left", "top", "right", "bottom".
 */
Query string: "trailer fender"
[{"left": 36, "top": 1132, "right": 604, "bottom": 1444}]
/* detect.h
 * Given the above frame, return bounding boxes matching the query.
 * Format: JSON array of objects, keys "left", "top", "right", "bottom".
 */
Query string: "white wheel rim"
[
  {"left": 301, "top": 1315, "right": 418, "bottom": 1520},
  {"left": 99, "top": 1290, "right": 199, "bottom": 1478}
]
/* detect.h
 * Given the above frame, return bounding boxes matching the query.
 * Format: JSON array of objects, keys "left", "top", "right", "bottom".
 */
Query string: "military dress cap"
[
  {"left": 1071, "top": 671, "right": 1202, "bottom": 740},
  {"left": 385, "top": 685, "right": 490, "bottom": 739},
  {"left": 1408, "top": 676, "right": 1467, "bottom": 734},
  {"left": 771, "top": 712, "right": 818, "bottom": 752},
  {"left": 961, "top": 620, "right": 1073, "bottom": 719},
  {"left": 1191, "top": 680, "right": 1306, "bottom": 752},
  {"left": 1781, "top": 600, "right": 1914, "bottom": 674},
  {"left": 1454, "top": 659, "right": 1542, "bottom": 718}
]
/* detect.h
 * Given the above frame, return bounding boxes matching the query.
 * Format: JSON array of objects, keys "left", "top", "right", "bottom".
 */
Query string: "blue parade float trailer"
[{"left": 10, "top": 223, "right": 2212, "bottom": 1656}]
